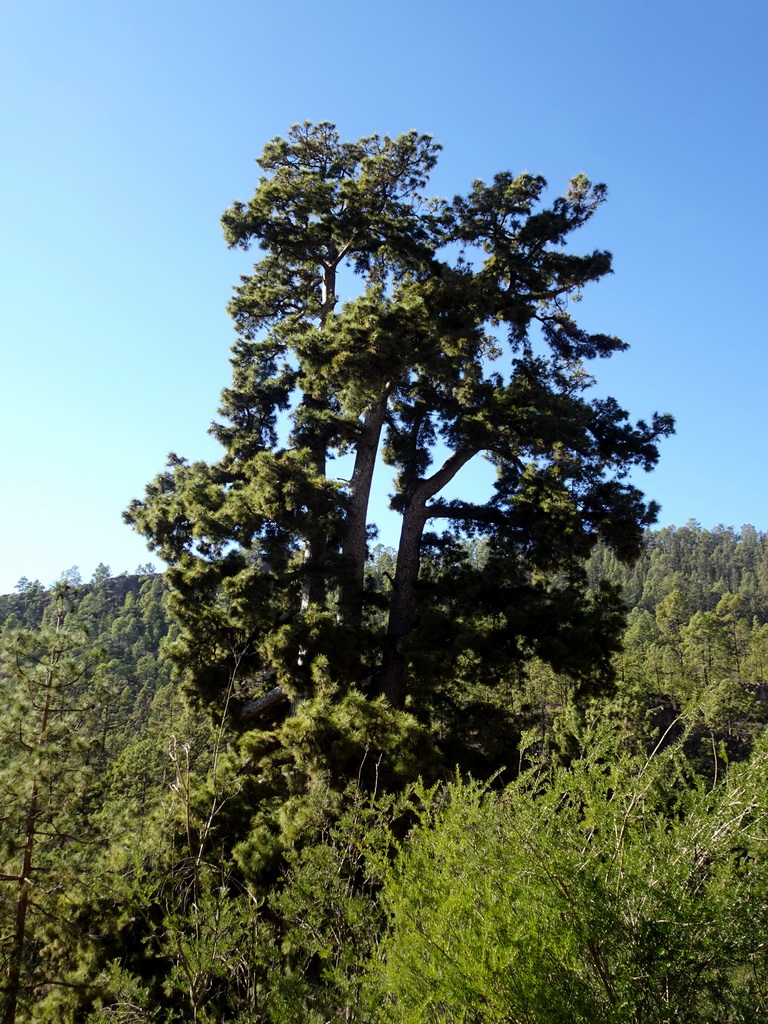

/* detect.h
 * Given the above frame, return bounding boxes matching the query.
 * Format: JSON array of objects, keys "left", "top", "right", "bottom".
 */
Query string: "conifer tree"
[
  {"left": 0, "top": 586, "right": 106, "bottom": 1024},
  {"left": 125, "top": 122, "right": 673, "bottom": 730}
]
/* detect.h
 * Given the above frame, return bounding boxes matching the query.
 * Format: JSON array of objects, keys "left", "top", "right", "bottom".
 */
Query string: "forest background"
[{"left": 4, "top": 522, "right": 768, "bottom": 1022}]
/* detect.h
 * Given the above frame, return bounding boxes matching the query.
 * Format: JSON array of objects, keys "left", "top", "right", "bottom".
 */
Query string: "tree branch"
[
  {"left": 425, "top": 499, "right": 507, "bottom": 527},
  {"left": 239, "top": 686, "right": 288, "bottom": 723},
  {"left": 421, "top": 446, "right": 479, "bottom": 501}
]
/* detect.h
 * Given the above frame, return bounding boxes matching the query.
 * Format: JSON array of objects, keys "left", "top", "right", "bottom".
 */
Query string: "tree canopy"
[{"left": 125, "top": 121, "right": 673, "bottom": 732}]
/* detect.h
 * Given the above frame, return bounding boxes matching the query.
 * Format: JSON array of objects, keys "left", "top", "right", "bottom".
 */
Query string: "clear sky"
[{"left": 1, "top": 0, "right": 766, "bottom": 592}]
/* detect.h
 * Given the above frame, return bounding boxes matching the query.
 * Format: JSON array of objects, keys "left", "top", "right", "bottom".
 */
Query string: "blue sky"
[{"left": 1, "top": 0, "right": 766, "bottom": 592}]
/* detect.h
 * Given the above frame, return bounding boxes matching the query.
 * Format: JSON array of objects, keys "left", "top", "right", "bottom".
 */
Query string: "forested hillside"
[
  {"left": 2, "top": 523, "right": 768, "bottom": 1022},
  {"left": 588, "top": 522, "right": 768, "bottom": 766},
  {"left": 590, "top": 521, "right": 768, "bottom": 619}
]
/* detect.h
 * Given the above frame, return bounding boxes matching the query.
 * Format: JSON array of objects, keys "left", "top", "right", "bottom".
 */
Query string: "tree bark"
[
  {"left": 239, "top": 685, "right": 288, "bottom": 722},
  {"left": 299, "top": 258, "right": 337, "bottom": 614},
  {"left": 379, "top": 497, "right": 427, "bottom": 708},
  {"left": 378, "top": 447, "right": 478, "bottom": 707},
  {"left": 337, "top": 392, "right": 390, "bottom": 629}
]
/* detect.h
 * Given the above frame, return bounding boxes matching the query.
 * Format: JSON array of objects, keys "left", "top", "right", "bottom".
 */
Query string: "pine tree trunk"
[
  {"left": 299, "top": 261, "right": 337, "bottom": 615},
  {"left": 338, "top": 393, "right": 389, "bottom": 628},
  {"left": 378, "top": 498, "right": 427, "bottom": 707},
  {"left": 378, "top": 447, "right": 477, "bottom": 707}
]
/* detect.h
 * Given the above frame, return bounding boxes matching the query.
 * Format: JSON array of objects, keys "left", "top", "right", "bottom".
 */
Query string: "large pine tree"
[{"left": 125, "top": 122, "right": 673, "bottom": 728}]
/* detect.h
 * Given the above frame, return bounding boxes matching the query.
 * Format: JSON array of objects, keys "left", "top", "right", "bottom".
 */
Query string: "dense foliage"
[
  {"left": 2, "top": 526, "right": 768, "bottom": 1021},
  {"left": 368, "top": 734, "right": 768, "bottom": 1024}
]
